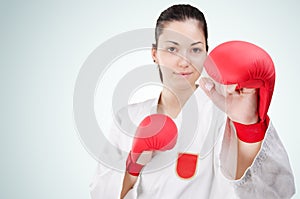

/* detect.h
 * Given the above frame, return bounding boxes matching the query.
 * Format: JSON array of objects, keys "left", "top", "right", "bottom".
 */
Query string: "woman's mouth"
[{"left": 175, "top": 72, "right": 193, "bottom": 77}]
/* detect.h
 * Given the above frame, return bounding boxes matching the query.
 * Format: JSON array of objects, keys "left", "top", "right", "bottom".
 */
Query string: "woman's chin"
[{"left": 166, "top": 81, "right": 196, "bottom": 91}]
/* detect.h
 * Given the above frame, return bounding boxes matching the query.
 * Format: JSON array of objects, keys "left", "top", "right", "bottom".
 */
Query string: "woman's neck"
[{"left": 157, "top": 85, "right": 197, "bottom": 118}]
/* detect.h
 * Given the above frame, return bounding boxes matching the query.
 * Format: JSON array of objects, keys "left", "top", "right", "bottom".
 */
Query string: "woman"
[{"left": 90, "top": 4, "right": 295, "bottom": 199}]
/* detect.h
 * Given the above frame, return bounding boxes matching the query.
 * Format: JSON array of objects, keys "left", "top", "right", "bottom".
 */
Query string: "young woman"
[{"left": 90, "top": 4, "right": 295, "bottom": 199}]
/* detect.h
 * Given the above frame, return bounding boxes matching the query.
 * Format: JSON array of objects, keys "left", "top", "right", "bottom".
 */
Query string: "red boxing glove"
[
  {"left": 204, "top": 41, "right": 275, "bottom": 143},
  {"left": 126, "top": 114, "right": 178, "bottom": 176}
]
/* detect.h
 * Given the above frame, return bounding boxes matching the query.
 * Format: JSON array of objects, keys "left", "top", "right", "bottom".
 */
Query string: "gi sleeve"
[{"left": 220, "top": 120, "right": 295, "bottom": 199}]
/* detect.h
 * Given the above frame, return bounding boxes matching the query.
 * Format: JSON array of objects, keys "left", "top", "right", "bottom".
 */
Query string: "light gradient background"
[{"left": 0, "top": 0, "right": 299, "bottom": 198}]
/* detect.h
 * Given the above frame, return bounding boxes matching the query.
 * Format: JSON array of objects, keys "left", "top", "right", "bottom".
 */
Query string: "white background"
[{"left": 0, "top": 0, "right": 299, "bottom": 198}]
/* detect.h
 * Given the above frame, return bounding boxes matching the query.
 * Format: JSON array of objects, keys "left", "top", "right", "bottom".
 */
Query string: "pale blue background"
[{"left": 0, "top": 0, "right": 299, "bottom": 198}]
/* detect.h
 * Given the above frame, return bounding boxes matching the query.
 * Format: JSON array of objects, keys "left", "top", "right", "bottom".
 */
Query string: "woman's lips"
[{"left": 174, "top": 72, "right": 193, "bottom": 77}]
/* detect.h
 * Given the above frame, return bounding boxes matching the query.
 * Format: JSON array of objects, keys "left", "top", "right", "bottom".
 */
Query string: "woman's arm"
[
  {"left": 120, "top": 172, "right": 138, "bottom": 199},
  {"left": 200, "top": 79, "right": 263, "bottom": 178},
  {"left": 235, "top": 140, "right": 261, "bottom": 179},
  {"left": 200, "top": 80, "right": 295, "bottom": 197},
  {"left": 233, "top": 123, "right": 295, "bottom": 198}
]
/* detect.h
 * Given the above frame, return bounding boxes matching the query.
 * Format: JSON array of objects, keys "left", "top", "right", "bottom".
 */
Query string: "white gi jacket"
[{"left": 90, "top": 88, "right": 295, "bottom": 199}]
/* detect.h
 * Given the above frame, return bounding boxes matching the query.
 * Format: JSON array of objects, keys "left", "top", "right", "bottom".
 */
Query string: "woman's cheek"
[
  {"left": 191, "top": 60, "right": 204, "bottom": 74},
  {"left": 158, "top": 52, "right": 178, "bottom": 68},
  {"left": 192, "top": 53, "right": 206, "bottom": 72}
]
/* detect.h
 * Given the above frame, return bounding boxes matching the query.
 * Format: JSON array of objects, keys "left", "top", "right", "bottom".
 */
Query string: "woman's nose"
[{"left": 178, "top": 54, "right": 190, "bottom": 68}]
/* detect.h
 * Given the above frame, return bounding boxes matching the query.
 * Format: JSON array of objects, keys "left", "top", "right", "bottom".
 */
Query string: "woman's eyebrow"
[
  {"left": 164, "top": 40, "right": 203, "bottom": 46},
  {"left": 191, "top": 41, "right": 203, "bottom": 46},
  {"left": 165, "top": 41, "right": 179, "bottom": 45}
]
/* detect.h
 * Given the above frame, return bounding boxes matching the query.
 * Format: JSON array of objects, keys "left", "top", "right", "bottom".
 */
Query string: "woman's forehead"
[
  {"left": 158, "top": 20, "right": 205, "bottom": 44},
  {"left": 158, "top": 31, "right": 205, "bottom": 46}
]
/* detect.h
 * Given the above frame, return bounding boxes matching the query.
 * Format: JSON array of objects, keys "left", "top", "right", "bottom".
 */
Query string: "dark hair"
[
  {"left": 154, "top": 4, "right": 209, "bottom": 82},
  {"left": 154, "top": 4, "right": 208, "bottom": 51}
]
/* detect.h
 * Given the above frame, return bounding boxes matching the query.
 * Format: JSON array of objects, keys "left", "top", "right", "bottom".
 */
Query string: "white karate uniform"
[{"left": 90, "top": 88, "right": 295, "bottom": 199}]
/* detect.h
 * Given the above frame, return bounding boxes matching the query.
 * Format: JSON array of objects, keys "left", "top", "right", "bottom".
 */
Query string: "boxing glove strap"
[
  {"left": 233, "top": 115, "right": 270, "bottom": 143},
  {"left": 126, "top": 151, "right": 143, "bottom": 176}
]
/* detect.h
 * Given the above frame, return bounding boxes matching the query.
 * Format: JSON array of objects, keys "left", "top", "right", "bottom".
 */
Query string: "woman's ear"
[{"left": 152, "top": 44, "right": 157, "bottom": 63}]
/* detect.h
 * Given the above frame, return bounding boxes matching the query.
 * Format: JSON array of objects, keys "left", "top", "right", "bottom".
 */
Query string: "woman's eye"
[
  {"left": 167, "top": 47, "right": 176, "bottom": 52},
  {"left": 191, "top": 48, "right": 202, "bottom": 53}
]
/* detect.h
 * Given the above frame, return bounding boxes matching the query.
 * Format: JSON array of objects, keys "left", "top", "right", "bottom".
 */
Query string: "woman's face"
[{"left": 153, "top": 19, "right": 207, "bottom": 90}]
